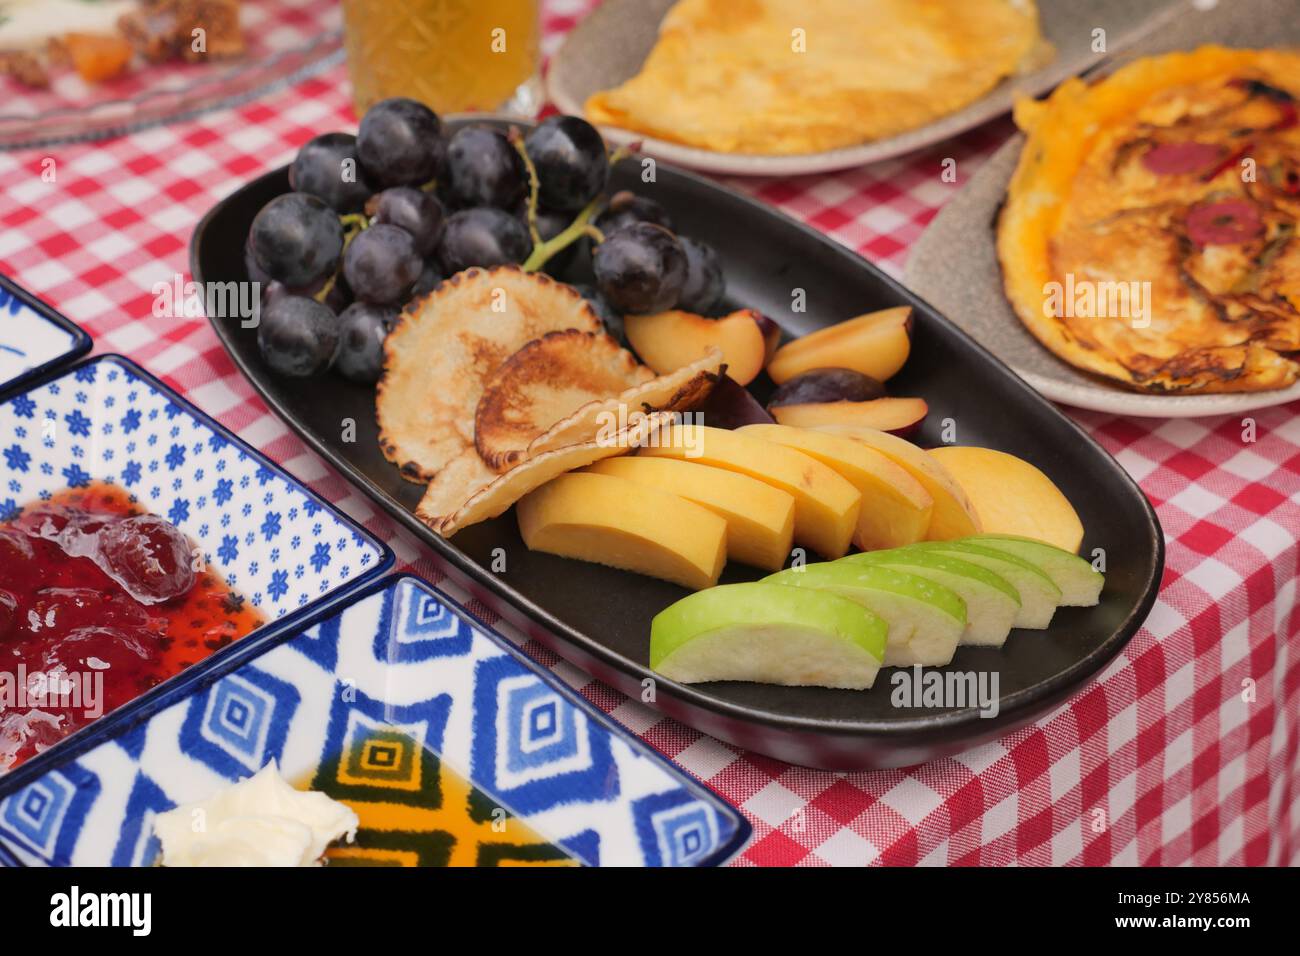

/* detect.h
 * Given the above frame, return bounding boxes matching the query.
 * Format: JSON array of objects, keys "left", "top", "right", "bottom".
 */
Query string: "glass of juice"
[{"left": 342, "top": 0, "right": 542, "bottom": 117}]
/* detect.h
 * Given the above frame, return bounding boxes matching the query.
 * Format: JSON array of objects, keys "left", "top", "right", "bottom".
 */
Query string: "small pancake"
[
  {"left": 514, "top": 346, "right": 724, "bottom": 466},
  {"left": 423, "top": 349, "right": 726, "bottom": 526},
  {"left": 421, "top": 411, "right": 678, "bottom": 536},
  {"left": 376, "top": 267, "right": 602, "bottom": 482},
  {"left": 475, "top": 329, "right": 654, "bottom": 472}
]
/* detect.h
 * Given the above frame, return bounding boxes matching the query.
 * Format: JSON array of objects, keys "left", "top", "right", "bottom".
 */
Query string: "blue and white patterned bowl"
[
  {"left": 0, "top": 575, "right": 751, "bottom": 867},
  {"left": 0, "top": 353, "right": 394, "bottom": 782},
  {"left": 0, "top": 275, "right": 92, "bottom": 400}
]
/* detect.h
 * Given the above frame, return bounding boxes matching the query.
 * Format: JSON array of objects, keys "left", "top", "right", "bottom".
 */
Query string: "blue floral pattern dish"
[
  {"left": 0, "top": 575, "right": 751, "bottom": 867},
  {"left": 0, "top": 353, "right": 394, "bottom": 782},
  {"left": 0, "top": 276, "right": 92, "bottom": 400}
]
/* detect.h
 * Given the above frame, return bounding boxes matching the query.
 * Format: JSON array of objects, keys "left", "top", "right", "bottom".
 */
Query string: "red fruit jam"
[{"left": 0, "top": 483, "right": 265, "bottom": 772}]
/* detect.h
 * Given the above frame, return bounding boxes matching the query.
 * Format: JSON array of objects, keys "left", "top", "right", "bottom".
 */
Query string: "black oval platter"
[{"left": 191, "top": 117, "right": 1164, "bottom": 771}]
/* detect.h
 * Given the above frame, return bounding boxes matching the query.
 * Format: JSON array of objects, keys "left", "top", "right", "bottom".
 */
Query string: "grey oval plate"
[
  {"left": 547, "top": 0, "right": 1183, "bottom": 175},
  {"left": 906, "top": 0, "right": 1300, "bottom": 417}
]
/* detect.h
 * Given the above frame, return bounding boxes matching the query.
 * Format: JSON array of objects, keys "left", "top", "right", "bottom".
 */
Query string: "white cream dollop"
[{"left": 153, "top": 761, "right": 359, "bottom": 867}]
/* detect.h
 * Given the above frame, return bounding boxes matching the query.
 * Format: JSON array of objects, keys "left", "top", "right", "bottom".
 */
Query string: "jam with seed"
[{"left": 0, "top": 483, "right": 265, "bottom": 772}]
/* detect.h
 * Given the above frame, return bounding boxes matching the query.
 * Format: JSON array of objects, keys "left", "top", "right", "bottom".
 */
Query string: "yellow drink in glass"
[{"left": 342, "top": 0, "right": 541, "bottom": 116}]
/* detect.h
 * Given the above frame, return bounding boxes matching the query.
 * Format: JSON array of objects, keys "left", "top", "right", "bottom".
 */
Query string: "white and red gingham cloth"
[{"left": 0, "top": 0, "right": 1297, "bottom": 867}]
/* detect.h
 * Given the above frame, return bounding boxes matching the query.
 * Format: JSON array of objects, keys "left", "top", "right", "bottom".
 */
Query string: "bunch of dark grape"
[{"left": 246, "top": 99, "right": 727, "bottom": 383}]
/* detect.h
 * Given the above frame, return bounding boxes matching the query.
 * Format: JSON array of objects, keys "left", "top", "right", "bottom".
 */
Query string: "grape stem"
[
  {"left": 508, "top": 126, "right": 544, "bottom": 249},
  {"left": 520, "top": 195, "right": 603, "bottom": 272},
  {"left": 608, "top": 141, "right": 642, "bottom": 166}
]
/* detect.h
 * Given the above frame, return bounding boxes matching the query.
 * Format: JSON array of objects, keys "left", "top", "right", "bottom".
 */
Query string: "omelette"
[
  {"left": 999, "top": 47, "right": 1300, "bottom": 394},
  {"left": 584, "top": 0, "right": 1050, "bottom": 155}
]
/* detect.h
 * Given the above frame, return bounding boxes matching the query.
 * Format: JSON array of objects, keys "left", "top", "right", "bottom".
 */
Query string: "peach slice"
[
  {"left": 586, "top": 456, "right": 795, "bottom": 571},
  {"left": 927, "top": 446, "right": 1084, "bottom": 552},
  {"left": 770, "top": 397, "right": 927, "bottom": 436},
  {"left": 639, "top": 423, "right": 861, "bottom": 559},
  {"left": 738, "top": 424, "right": 933, "bottom": 551},
  {"left": 517, "top": 472, "right": 727, "bottom": 590},
  {"left": 625, "top": 308, "right": 768, "bottom": 386},
  {"left": 809, "top": 424, "right": 980, "bottom": 540},
  {"left": 767, "top": 307, "right": 912, "bottom": 385}
]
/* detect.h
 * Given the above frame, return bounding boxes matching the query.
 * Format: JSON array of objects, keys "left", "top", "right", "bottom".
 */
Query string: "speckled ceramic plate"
[
  {"left": 547, "top": 0, "right": 1183, "bottom": 176},
  {"left": 906, "top": 0, "right": 1300, "bottom": 417}
]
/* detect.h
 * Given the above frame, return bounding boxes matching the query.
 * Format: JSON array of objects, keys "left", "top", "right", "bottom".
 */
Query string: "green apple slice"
[
  {"left": 842, "top": 550, "right": 1019, "bottom": 647},
  {"left": 765, "top": 562, "right": 965, "bottom": 667},
  {"left": 966, "top": 534, "right": 1104, "bottom": 607},
  {"left": 909, "top": 541, "right": 1061, "bottom": 629},
  {"left": 650, "top": 582, "right": 887, "bottom": 689}
]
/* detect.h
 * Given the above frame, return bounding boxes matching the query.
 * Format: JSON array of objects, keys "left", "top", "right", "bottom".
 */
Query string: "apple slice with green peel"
[
  {"left": 650, "top": 582, "right": 888, "bottom": 689},
  {"left": 766, "top": 562, "right": 966, "bottom": 668},
  {"left": 967, "top": 535, "right": 1104, "bottom": 607},
  {"left": 909, "top": 540, "right": 1061, "bottom": 629},
  {"left": 843, "top": 549, "right": 1019, "bottom": 647}
]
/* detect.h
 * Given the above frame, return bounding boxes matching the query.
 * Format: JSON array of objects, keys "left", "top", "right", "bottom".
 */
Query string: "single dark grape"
[
  {"left": 592, "top": 222, "right": 686, "bottom": 314},
  {"left": 525, "top": 115, "right": 608, "bottom": 212},
  {"left": 249, "top": 193, "right": 344, "bottom": 289},
  {"left": 594, "top": 190, "right": 674, "bottom": 237},
  {"left": 244, "top": 236, "right": 271, "bottom": 286},
  {"left": 257, "top": 294, "right": 340, "bottom": 377},
  {"left": 412, "top": 259, "right": 442, "bottom": 298},
  {"left": 289, "top": 132, "right": 373, "bottom": 213},
  {"left": 356, "top": 97, "right": 445, "bottom": 188},
  {"left": 334, "top": 302, "right": 397, "bottom": 384},
  {"left": 444, "top": 125, "right": 527, "bottom": 209},
  {"left": 677, "top": 236, "right": 725, "bottom": 313},
  {"left": 343, "top": 223, "right": 423, "bottom": 305},
  {"left": 438, "top": 207, "right": 532, "bottom": 273},
  {"left": 97, "top": 515, "right": 195, "bottom": 604},
  {"left": 368, "top": 186, "right": 445, "bottom": 256}
]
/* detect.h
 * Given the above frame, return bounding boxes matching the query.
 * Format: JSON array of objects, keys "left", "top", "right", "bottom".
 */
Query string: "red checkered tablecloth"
[{"left": 1, "top": 0, "right": 1297, "bottom": 867}]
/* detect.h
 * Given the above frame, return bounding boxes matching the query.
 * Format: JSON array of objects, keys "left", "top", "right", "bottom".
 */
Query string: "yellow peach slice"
[
  {"left": 516, "top": 472, "right": 727, "bottom": 590},
  {"left": 770, "top": 397, "right": 927, "bottom": 435},
  {"left": 624, "top": 308, "right": 768, "bottom": 385},
  {"left": 927, "top": 446, "right": 1084, "bottom": 552},
  {"left": 586, "top": 456, "right": 795, "bottom": 571},
  {"left": 809, "top": 424, "right": 980, "bottom": 540},
  {"left": 767, "top": 307, "right": 912, "bottom": 385},
  {"left": 639, "top": 423, "right": 861, "bottom": 559},
  {"left": 737, "top": 424, "right": 933, "bottom": 551}
]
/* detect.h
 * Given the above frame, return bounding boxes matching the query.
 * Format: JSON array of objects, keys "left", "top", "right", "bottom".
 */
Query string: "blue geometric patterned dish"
[
  {"left": 0, "top": 575, "right": 751, "bottom": 867},
  {"left": 0, "top": 353, "right": 394, "bottom": 784},
  {"left": 0, "top": 275, "right": 92, "bottom": 401}
]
